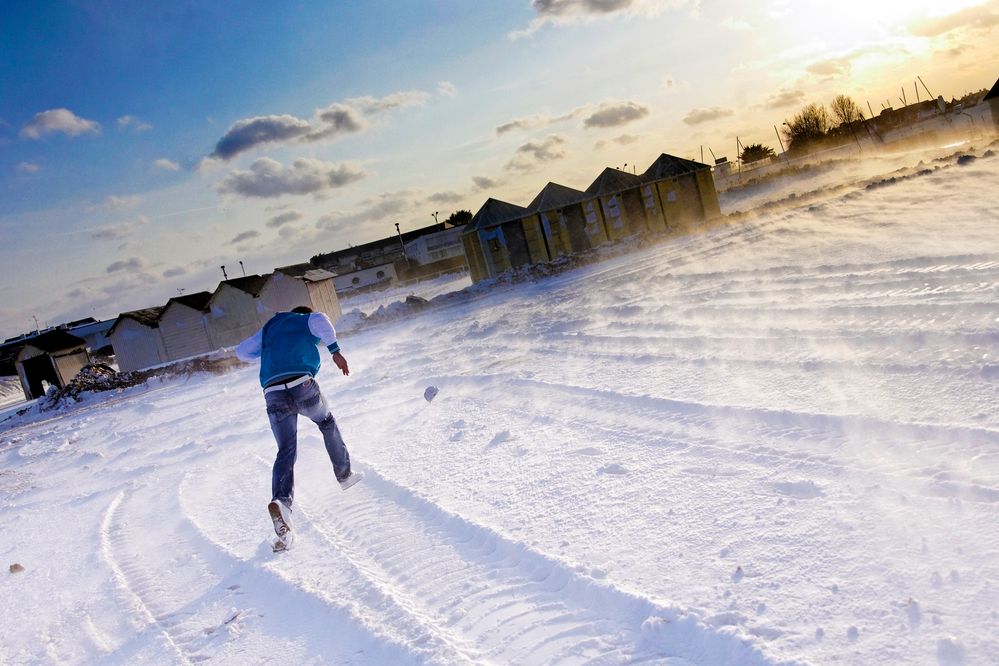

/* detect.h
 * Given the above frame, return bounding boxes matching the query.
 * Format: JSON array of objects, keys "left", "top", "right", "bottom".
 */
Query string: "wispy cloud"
[
  {"left": 231, "top": 230, "right": 261, "bottom": 244},
  {"left": 163, "top": 266, "right": 188, "bottom": 278},
  {"left": 91, "top": 215, "right": 150, "bottom": 241},
  {"left": 208, "top": 90, "right": 430, "bottom": 161},
  {"left": 116, "top": 115, "right": 152, "bottom": 132},
  {"left": 909, "top": 2, "right": 999, "bottom": 37},
  {"left": 87, "top": 194, "right": 141, "bottom": 213},
  {"left": 21, "top": 108, "right": 101, "bottom": 139},
  {"left": 506, "top": 134, "right": 568, "bottom": 171},
  {"left": 317, "top": 190, "right": 418, "bottom": 234},
  {"left": 16, "top": 161, "right": 40, "bottom": 174},
  {"left": 512, "top": 0, "right": 692, "bottom": 38},
  {"left": 216, "top": 158, "right": 367, "bottom": 199},
  {"left": 583, "top": 101, "right": 650, "bottom": 129},
  {"left": 153, "top": 158, "right": 181, "bottom": 171},
  {"left": 595, "top": 133, "right": 641, "bottom": 149},
  {"left": 496, "top": 110, "right": 579, "bottom": 135},
  {"left": 437, "top": 81, "right": 458, "bottom": 97},
  {"left": 428, "top": 191, "right": 463, "bottom": 204},
  {"left": 805, "top": 45, "right": 909, "bottom": 79},
  {"left": 473, "top": 176, "right": 500, "bottom": 190},
  {"left": 106, "top": 257, "right": 146, "bottom": 273},
  {"left": 267, "top": 210, "right": 304, "bottom": 228},
  {"left": 682, "top": 106, "right": 735, "bottom": 125},
  {"left": 763, "top": 88, "right": 806, "bottom": 109}
]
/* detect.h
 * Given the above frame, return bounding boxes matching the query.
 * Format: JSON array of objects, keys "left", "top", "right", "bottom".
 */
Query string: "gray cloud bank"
[
  {"left": 217, "top": 158, "right": 366, "bottom": 199},
  {"left": 208, "top": 91, "right": 429, "bottom": 161}
]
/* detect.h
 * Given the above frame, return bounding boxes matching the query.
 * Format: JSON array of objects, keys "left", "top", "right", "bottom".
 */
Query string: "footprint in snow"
[
  {"left": 486, "top": 430, "right": 512, "bottom": 449},
  {"left": 597, "top": 463, "right": 629, "bottom": 476},
  {"left": 571, "top": 447, "right": 603, "bottom": 456},
  {"left": 771, "top": 480, "right": 824, "bottom": 499}
]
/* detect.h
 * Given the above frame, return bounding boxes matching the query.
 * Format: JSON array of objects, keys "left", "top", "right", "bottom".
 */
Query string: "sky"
[{"left": 1, "top": 0, "right": 997, "bottom": 339}]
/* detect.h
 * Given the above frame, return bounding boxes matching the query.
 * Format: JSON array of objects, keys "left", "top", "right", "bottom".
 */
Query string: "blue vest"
[{"left": 259, "top": 312, "right": 322, "bottom": 387}]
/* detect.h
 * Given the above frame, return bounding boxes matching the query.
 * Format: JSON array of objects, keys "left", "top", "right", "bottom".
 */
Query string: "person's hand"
[{"left": 332, "top": 351, "right": 350, "bottom": 376}]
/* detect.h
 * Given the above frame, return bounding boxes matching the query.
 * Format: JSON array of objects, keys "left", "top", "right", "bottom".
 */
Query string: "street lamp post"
[
  {"left": 395, "top": 222, "right": 410, "bottom": 266},
  {"left": 433, "top": 211, "right": 440, "bottom": 230}
]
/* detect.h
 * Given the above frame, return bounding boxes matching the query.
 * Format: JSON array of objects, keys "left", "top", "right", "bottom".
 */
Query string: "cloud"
[
  {"left": 278, "top": 224, "right": 305, "bottom": 240},
  {"left": 473, "top": 176, "right": 500, "bottom": 190},
  {"left": 805, "top": 44, "right": 908, "bottom": 79},
  {"left": 267, "top": 210, "right": 304, "bottom": 228},
  {"left": 117, "top": 115, "right": 152, "bottom": 132},
  {"left": 496, "top": 110, "right": 580, "bottom": 135},
  {"left": 438, "top": 81, "right": 458, "bottom": 97},
  {"left": 210, "top": 114, "right": 313, "bottom": 160},
  {"left": 163, "top": 266, "right": 188, "bottom": 278},
  {"left": 506, "top": 134, "right": 568, "bottom": 171},
  {"left": 682, "top": 106, "right": 735, "bottom": 125},
  {"left": 583, "top": 101, "right": 650, "bottom": 128},
  {"left": 91, "top": 216, "right": 150, "bottom": 241},
  {"left": 87, "top": 195, "right": 141, "bottom": 213},
  {"left": 231, "top": 230, "right": 261, "bottom": 244},
  {"left": 21, "top": 108, "right": 101, "bottom": 139},
  {"left": 317, "top": 190, "right": 417, "bottom": 233},
  {"left": 428, "top": 191, "right": 463, "bottom": 204},
  {"left": 512, "top": 0, "right": 689, "bottom": 37},
  {"left": 594, "top": 133, "right": 641, "bottom": 149},
  {"left": 106, "top": 257, "right": 146, "bottom": 273},
  {"left": 764, "top": 89, "right": 806, "bottom": 109},
  {"left": 216, "top": 158, "right": 367, "bottom": 199},
  {"left": 153, "top": 158, "right": 180, "bottom": 171},
  {"left": 16, "top": 161, "right": 40, "bottom": 174},
  {"left": 209, "top": 91, "right": 430, "bottom": 160},
  {"left": 345, "top": 91, "right": 430, "bottom": 114},
  {"left": 909, "top": 3, "right": 999, "bottom": 37}
]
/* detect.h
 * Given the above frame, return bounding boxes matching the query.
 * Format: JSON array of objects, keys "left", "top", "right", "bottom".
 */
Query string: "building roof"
[
  {"left": 313, "top": 222, "right": 459, "bottom": 268},
  {"left": 984, "top": 77, "right": 999, "bottom": 102},
  {"left": 108, "top": 307, "right": 166, "bottom": 335},
  {"left": 274, "top": 264, "right": 337, "bottom": 282},
  {"left": 526, "top": 182, "right": 587, "bottom": 213},
  {"left": 641, "top": 153, "right": 709, "bottom": 182},
  {"left": 217, "top": 274, "right": 269, "bottom": 297},
  {"left": 16, "top": 330, "right": 87, "bottom": 354},
  {"left": 466, "top": 198, "right": 530, "bottom": 232},
  {"left": 584, "top": 168, "right": 644, "bottom": 196},
  {"left": 164, "top": 291, "right": 213, "bottom": 313}
]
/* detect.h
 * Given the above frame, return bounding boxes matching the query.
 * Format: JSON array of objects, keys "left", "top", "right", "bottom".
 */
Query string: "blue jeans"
[{"left": 264, "top": 378, "right": 351, "bottom": 506}]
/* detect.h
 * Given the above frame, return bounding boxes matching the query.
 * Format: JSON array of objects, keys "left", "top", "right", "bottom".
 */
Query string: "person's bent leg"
[
  {"left": 296, "top": 379, "right": 352, "bottom": 481},
  {"left": 266, "top": 392, "right": 299, "bottom": 506}
]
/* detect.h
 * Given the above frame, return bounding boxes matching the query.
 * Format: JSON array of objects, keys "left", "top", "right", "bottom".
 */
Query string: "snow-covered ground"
[
  {"left": 338, "top": 272, "right": 472, "bottom": 316},
  {"left": 2, "top": 145, "right": 998, "bottom": 665}
]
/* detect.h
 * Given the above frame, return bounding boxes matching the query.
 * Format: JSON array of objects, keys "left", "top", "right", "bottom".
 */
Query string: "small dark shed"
[{"left": 14, "top": 330, "right": 91, "bottom": 400}]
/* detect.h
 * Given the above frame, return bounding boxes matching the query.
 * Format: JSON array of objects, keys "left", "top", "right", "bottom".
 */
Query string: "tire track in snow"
[
  {"left": 291, "top": 464, "right": 787, "bottom": 665},
  {"left": 100, "top": 489, "right": 200, "bottom": 665},
  {"left": 422, "top": 374, "right": 999, "bottom": 499}
]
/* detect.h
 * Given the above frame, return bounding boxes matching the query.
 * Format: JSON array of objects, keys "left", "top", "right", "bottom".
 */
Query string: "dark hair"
[{"left": 291, "top": 306, "right": 313, "bottom": 314}]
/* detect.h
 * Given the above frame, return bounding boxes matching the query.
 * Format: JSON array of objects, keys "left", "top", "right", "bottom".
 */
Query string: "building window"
[{"left": 488, "top": 238, "right": 500, "bottom": 253}]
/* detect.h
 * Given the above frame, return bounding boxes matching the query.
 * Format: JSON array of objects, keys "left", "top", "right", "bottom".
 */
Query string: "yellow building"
[
  {"left": 640, "top": 154, "right": 720, "bottom": 228},
  {"left": 526, "top": 182, "right": 595, "bottom": 256},
  {"left": 462, "top": 152, "right": 721, "bottom": 283}
]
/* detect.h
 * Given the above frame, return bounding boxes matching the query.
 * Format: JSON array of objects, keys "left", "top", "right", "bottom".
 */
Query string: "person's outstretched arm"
[
  {"left": 309, "top": 312, "right": 349, "bottom": 376},
  {"left": 234, "top": 327, "right": 263, "bottom": 362}
]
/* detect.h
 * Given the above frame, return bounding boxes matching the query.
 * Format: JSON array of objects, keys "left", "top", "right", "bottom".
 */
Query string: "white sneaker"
[
  {"left": 338, "top": 471, "right": 364, "bottom": 491},
  {"left": 268, "top": 500, "right": 293, "bottom": 538}
]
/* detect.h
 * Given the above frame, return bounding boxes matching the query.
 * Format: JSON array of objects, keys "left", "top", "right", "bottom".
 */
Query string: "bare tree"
[
  {"left": 830, "top": 95, "right": 865, "bottom": 125},
  {"left": 783, "top": 103, "right": 830, "bottom": 153}
]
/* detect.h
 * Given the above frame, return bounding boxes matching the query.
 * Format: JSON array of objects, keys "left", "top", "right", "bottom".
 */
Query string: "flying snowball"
[{"left": 424, "top": 386, "right": 439, "bottom": 402}]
